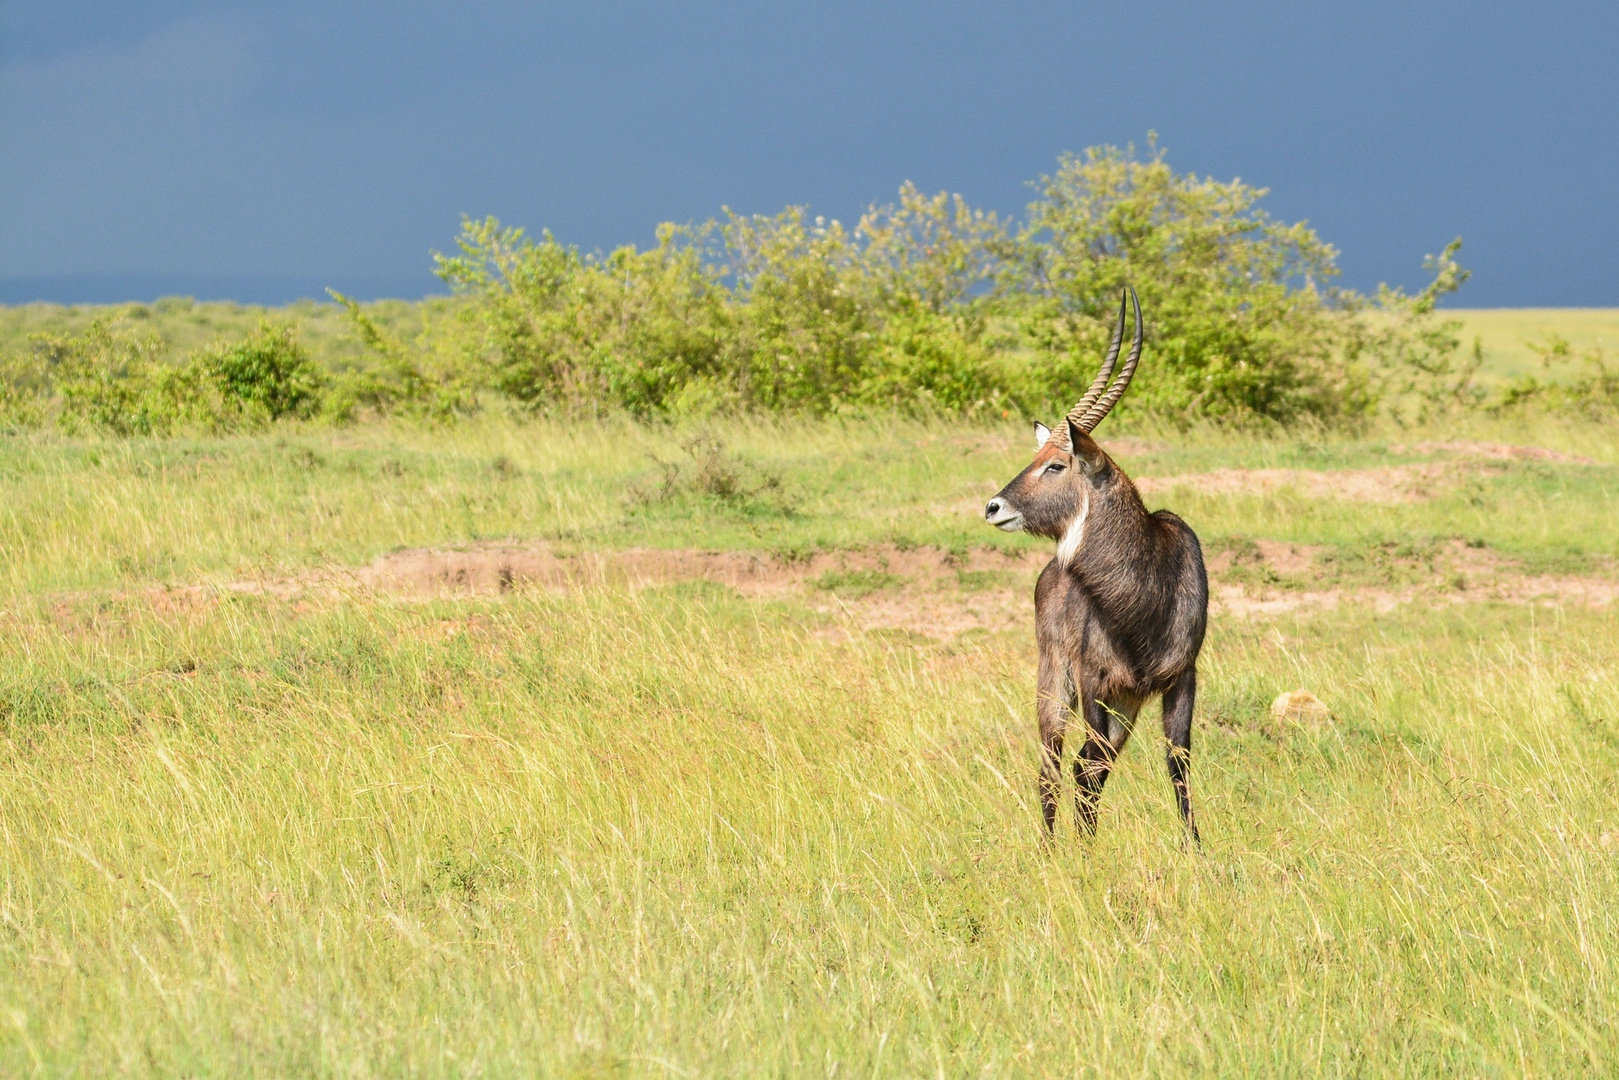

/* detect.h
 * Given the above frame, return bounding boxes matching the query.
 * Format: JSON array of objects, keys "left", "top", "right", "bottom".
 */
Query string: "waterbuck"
[{"left": 983, "top": 289, "right": 1208, "bottom": 842}]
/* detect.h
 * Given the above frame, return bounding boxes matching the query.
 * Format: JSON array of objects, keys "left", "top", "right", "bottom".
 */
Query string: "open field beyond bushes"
[
  {"left": 2, "top": 414, "right": 1617, "bottom": 1075},
  {"left": 7, "top": 299, "right": 1611, "bottom": 392}
]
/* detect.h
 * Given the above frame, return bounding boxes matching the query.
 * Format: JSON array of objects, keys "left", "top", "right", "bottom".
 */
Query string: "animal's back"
[{"left": 1148, "top": 510, "right": 1209, "bottom": 679}]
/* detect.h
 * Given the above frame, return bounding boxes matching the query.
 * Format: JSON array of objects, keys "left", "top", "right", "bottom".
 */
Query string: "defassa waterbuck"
[{"left": 984, "top": 289, "right": 1208, "bottom": 842}]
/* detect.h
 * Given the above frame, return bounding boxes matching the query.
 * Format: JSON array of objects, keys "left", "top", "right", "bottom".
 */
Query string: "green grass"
[
  {"left": 812, "top": 568, "right": 907, "bottom": 596},
  {"left": 0, "top": 296, "right": 452, "bottom": 376},
  {"left": 1448, "top": 307, "right": 1619, "bottom": 383},
  {"left": 2, "top": 413, "right": 1613, "bottom": 597},
  {"left": 2, "top": 414, "right": 1618, "bottom": 1075}
]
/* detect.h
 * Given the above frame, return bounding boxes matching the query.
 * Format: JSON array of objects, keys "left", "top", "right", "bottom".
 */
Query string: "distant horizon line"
[
  {"left": 0, "top": 272, "right": 451, "bottom": 307},
  {"left": 0, "top": 272, "right": 1610, "bottom": 312}
]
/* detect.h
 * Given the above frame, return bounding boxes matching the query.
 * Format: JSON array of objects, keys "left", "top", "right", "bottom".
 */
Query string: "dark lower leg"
[
  {"left": 1074, "top": 694, "right": 1123, "bottom": 835},
  {"left": 1038, "top": 728, "right": 1064, "bottom": 837},
  {"left": 1162, "top": 672, "right": 1200, "bottom": 846},
  {"left": 1073, "top": 737, "right": 1116, "bottom": 835}
]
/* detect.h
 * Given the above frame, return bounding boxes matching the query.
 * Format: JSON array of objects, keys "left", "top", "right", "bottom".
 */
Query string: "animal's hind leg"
[
  {"left": 1074, "top": 693, "right": 1132, "bottom": 835},
  {"left": 1161, "top": 669, "right": 1200, "bottom": 846}
]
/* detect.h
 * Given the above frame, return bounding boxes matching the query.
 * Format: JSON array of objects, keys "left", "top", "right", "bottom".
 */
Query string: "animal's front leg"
[
  {"left": 1035, "top": 646, "right": 1072, "bottom": 838},
  {"left": 1074, "top": 688, "right": 1124, "bottom": 835}
]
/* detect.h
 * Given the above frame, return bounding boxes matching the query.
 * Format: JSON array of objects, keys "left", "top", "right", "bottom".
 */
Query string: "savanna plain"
[{"left": 1, "top": 406, "right": 1616, "bottom": 1077}]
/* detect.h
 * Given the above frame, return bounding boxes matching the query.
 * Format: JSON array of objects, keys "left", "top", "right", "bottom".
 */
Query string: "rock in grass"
[{"left": 1271, "top": 690, "right": 1331, "bottom": 726}]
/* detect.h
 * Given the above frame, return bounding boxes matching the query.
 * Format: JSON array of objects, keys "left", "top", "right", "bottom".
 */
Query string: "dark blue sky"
[{"left": 2, "top": 1, "right": 1615, "bottom": 306}]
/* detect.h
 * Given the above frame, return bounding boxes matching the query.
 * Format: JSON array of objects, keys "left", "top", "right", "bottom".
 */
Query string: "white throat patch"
[{"left": 1055, "top": 491, "right": 1090, "bottom": 566}]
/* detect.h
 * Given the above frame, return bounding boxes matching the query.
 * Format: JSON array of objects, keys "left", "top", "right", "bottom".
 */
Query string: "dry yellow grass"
[{"left": 1, "top": 415, "right": 1616, "bottom": 1075}]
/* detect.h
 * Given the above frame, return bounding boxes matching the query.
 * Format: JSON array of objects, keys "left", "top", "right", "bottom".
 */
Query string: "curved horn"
[
  {"left": 1061, "top": 291, "right": 1129, "bottom": 442},
  {"left": 1076, "top": 287, "right": 1143, "bottom": 433}
]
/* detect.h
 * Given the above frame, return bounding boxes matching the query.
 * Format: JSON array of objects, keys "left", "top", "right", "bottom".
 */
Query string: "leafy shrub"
[
  {"left": 200, "top": 322, "right": 324, "bottom": 422},
  {"left": 35, "top": 318, "right": 182, "bottom": 435},
  {"left": 718, "top": 208, "right": 870, "bottom": 412},
  {"left": 437, "top": 144, "right": 1468, "bottom": 425},
  {"left": 435, "top": 220, "right": 728, "bottom": 416},
  {"left": 854, "top": 185, "right": 1014, "bottom": 413},
  {"left": 11, "top": 317, "right": 325, "bottom": 435},
  {"left": 1489, "top": 334, "right": 1619, "bottom": 419},
  {"left": 1334, "top": 238, "right": 1473, "bottom": 421},
  {"left": 0, "top": 350, "right": 46, "bottom": 432},
  {"left": 0, "top": 141, "right": 1480, "bottom": 435},
  {"left": 1005, "top": 142, "right": 1364, "bottom": 423},
  {"left": 326, "top": 292, "right": 481, "bottom": 422},
  {"left": 436, "top": 186, "right": 1021, "bottom": 417}
]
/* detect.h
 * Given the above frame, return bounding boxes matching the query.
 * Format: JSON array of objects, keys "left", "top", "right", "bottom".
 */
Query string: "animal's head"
[{"left": 984, "top": 288, "right": 1143, "bottom": 561}]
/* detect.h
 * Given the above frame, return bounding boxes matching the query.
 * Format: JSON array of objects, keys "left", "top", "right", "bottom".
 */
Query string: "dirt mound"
[
  {"left": 1213, "top": 575, "right": 1619, "bottom": 618},
  {"left": 310, "top": 542, "right": 1046, "bottom": 639},
  {"left": 1137, "top": 464, "right": 1462, "bottom": 504},
  {"left": 1204, "top": 539, "right": 1323, "bottom": 577},
  {"left": 55, "top": 534, "right": 1616, "bottom": 641},
  {"left": 316, "top": 538, "right": 1619, "bottom": 627},
  {"left": 1134, "top": 441, "right": 1603, "bottom": 506},
  {"left": 347, "top": 542, "right": 1044, "bottom": 599},
  {"left": 1390, "top": 440, "right": 1600, "bottom": 465}
]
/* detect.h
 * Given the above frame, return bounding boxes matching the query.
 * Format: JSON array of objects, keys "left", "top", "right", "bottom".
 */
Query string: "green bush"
[
  {"left": 35, "top": 318, "right": 181, "bottom": 435},
  {"left": 0, "top": 141, "right": 1478, "bottom": 435},
  {"left": 434, "top": 220, "right": 728, "bottom": 416},
  {"left": 436, "top": 145, "right": 1468, "bottom": 425},
  {"left": 1005, "top": 143, "right": 1363, "bottom": 423},
  {"left": 436, "top": 186, "right": 1020, "bottom": 417},
  {"left": 200, "top": 322, "right": 325, "bottom": 422},
  {"left": 1490, "top": 334, "right": 1619, "bottom": 419},
  {"left": 854, "top": 185, "right": 1014, "bottom": 413},
  {"left": 0, "top": 350, "right": 47, "bottom": 432},
  {"left": 9, "top": 318, "right": 325, "bottom": 435},
  {"left": 326, "top": 292, "right": 481, "bottom": 422}
]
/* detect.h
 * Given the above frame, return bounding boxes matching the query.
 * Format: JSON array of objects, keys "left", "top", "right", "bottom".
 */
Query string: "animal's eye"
[{"left": 1043, "top": 462, "right": 1066, "bottom": 476}]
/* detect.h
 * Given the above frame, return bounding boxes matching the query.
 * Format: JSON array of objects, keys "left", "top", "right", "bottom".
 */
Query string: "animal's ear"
[
  {"left": 1033, "top": 422, "right": 1051, "bottom": 450},
  {"left": 1066, "top": 419, "right": 1106, "bottom": 474}
]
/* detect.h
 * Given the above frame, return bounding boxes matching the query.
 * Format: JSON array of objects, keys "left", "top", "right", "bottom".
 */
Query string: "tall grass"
[
  {"left": 1, "top": 588, "right": 1615, "bottom": 1074},
  {"left": 1, "top": 415, "right": 1616, "bottom": 1074}
]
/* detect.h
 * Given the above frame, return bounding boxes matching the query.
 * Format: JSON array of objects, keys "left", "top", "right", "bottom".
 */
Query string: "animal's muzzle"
[{"left": 984, "top": 498, "right": 1024, "bottom": 532}]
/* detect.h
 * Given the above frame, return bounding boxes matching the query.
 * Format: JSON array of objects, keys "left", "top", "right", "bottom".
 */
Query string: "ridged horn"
[
  {"left": 1060, "top": 290, "right": 1129, "bottom": 445},
  {"left": 1075, "top": 287, "right": 1142, "bottom": 434}
]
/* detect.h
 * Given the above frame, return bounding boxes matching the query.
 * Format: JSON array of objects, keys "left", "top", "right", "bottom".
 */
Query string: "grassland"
[
  {"left": 0, "top": 296, "right": 449, "bottom": 376},
  {"left": 6, "top": 298, "right": 1617, "bottom": 394},
  {"left": 2, "top": 412, "right": 1617, "bottom": 1076},
  {"left": 1451, "top": 308, "right": 1619, "bottom": 383}
]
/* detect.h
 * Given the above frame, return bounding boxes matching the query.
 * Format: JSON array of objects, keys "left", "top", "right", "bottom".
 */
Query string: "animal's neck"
[{"left": 1060, "top": 479, "right": 1159, "bottom": 615}]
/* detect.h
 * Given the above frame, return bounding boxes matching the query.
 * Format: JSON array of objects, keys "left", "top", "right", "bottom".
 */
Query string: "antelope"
[{"left": 983, "top": 289, "right": 1208, "bottom": 843}]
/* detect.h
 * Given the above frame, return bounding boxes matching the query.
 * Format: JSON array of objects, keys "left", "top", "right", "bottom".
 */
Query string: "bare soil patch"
[
  {"left": 1389, "top": 440, "right": 1600, "bottom": 465},
  {"left": 1136, "top": 463, "right": 1473, "bottom": 505},
  {"left": 347, "top": 542, "right": 1045, "bottom": 599},
  {"left": 234, "top": 542, "right": 1050, "bottom": 639},
  {"left": 1213, "top": 575, "right": 1619, "bottom": 618},
  {"left": 61, "top": 534, "right": 1616, "bottom": 639},
  {"left": 316, "top": 538, "right": 1619, "bottom": 629},
  {"left": 1208, "top": 537, "right": 1619, "bottom": 616},
  {"left": 1205, "top": 539, "right": 1323, "bottom": 577},
  {"left": 1135, "top": 441, "right": 1602, "bottom": 506}
]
